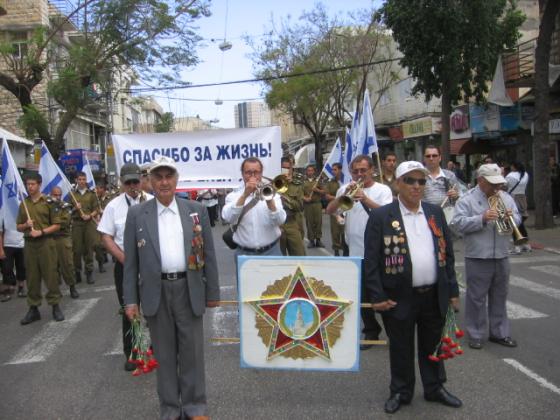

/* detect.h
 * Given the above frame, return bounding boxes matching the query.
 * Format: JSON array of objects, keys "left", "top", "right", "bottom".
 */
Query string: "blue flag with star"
[
  {"left": 38, "top": 141, "right": 72, "bottom": 200},
  {"left": 0, "top": 138, "right": 27, "bottom": 229}
]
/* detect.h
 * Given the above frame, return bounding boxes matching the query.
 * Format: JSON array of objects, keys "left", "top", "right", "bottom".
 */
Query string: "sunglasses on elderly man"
[{"left": 402, "top": 176, "right": 427, "bottom": 186}]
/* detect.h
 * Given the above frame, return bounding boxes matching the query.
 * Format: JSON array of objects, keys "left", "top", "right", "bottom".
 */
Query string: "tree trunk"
[
  {"left": 440, "top": 85, "right": 451, "bottom": 165},
  {"left": 315, "top": 133, "right": 324, "bottom": 170},
  {"left": 533, "top": 0, "right": 559, "bottom": 229},
  {"left": 52, "top": 109, "right": 77, "bottom": 160}
]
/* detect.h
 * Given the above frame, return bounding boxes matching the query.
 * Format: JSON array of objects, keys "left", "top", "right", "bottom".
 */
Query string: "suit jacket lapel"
[
  {"left": 145, "top": 199, "right": 161, "bottom": 262},
  {"left": 177, "top": 199, "right": 193, "bottom": 259}
]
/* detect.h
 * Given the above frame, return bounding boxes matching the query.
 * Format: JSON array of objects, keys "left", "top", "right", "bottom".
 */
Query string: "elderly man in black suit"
[{"left": 364, "top": 161, "right": 462, "bottom": 414}]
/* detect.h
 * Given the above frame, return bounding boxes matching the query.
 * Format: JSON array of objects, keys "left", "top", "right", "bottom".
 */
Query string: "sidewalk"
[{"left": 523, "top": 210, "right": 560, "bottom": 253}]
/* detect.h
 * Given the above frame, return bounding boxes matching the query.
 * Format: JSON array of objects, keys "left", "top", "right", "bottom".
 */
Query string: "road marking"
[
  {"left": 510, "top": 275, "right": 560, "bottom": 301},
  {"left": 61, "top": 285, "right": 116, "bottom": 297},
  {"left": 104, "top": 332, "right": 123, "bottom": 356},
  {"left": 503, "top": 359, "right": 560, "bottom": 396},
  {"left": 529, "top": 265, "right": 560, "bottom": 278},
  {"left": 6, "top": 298, "right": 100, "bottom": 365},
  {"left": 210, "top": 308, "right": 238, "bottom": 346},
  {"left": 455, "top": 255, "right": 559, "bottom": 267},
  {"left": 506, "top": 301, "right": 547, "bottom": 319}
]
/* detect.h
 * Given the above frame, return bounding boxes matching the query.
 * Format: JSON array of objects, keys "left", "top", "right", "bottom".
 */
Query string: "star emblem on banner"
[
  {"left": 245, "top": 266, "right": 352, "bottom": 361},
  {"left": 5, "top": 182, "right": 17, "bottom": 198}
]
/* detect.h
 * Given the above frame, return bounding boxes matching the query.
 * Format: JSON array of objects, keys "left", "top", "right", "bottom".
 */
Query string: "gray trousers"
[
  {"left": 465, "top": 258, "right": 511, "bottom": 340},
  {"left": 146, "top": 277, "right": 207, "bottom": 420}
]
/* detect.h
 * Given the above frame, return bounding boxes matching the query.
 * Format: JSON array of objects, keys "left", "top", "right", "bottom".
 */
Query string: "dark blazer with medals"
[{"left": 363, "top": 200, "right": 459, "bottom": 320}]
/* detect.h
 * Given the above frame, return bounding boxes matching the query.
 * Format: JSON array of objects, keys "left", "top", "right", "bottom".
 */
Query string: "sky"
[{"left": 145, "top": 0, "right": 381, "bottom": 129}]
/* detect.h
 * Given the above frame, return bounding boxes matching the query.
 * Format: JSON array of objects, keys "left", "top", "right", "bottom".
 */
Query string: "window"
[{"left": 10, "top": 32, "right": 28, "bottom": 59}]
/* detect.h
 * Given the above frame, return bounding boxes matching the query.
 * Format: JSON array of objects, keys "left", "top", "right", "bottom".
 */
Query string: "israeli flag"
[
  {"left": 323, "top": 138, "right": 343, "bottom": 179},
  {"left": 350, "top": 110, "right": 361, "bottom": 160},
  {"left": 341, "top": 128, "right": 353, "bottom": 184},
  {"left": 359, "top": 90, "right": 379, "bottom": 156},
  {"left": 39, "top": 141, "right": 72, "bottom": 200},
  {"left": 0, "top": 138, "right": 27, "bottom": 228},
  {"left": 82, "top": 155, "right": 96, "bottom": 189}
]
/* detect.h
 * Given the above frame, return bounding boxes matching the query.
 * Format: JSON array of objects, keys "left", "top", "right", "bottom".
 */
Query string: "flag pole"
[
  {"left": 18, "top": 189, "right": 31, "bottom": 222},
  {"left": 304, "top": 141, "right": 337, "bottom": 200},
  {"left": 376, "top": 152, "right": 384, "bottom": 184}
]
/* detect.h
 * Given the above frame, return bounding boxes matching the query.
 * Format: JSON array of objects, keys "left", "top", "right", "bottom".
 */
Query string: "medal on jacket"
[
  {"left": 188, "top": 212, "right": 205, "bottom": 270},
  {"left": 384, "top": 236, "right": 391, "bottom": 255}
]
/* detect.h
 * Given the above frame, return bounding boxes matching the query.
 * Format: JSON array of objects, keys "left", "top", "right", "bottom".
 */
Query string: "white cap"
[
  {"left": 477, "top": 163, "right": 506, "bottom": 184},
  {"left": 396, "top": 161, "right": 429, "bottom": 179},
  {"left": 149, "top": 156, "right": 177, "bottom": 174}
]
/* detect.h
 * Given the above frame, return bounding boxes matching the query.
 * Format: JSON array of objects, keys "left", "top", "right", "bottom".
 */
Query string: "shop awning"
[
  {"left": 0, "top": 127, "right": 33, "bottom": 146},
  {"left": 450, "top": 139, "right": 491, "bottom": 155}
]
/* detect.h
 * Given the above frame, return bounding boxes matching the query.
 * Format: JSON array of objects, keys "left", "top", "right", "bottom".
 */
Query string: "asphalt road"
[{"left": 1, "top": 216, "right": 559, "bottom": 419}]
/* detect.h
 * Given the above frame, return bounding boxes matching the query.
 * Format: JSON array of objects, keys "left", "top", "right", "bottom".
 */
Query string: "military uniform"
[
  {"left": 280, "top": 178, "right": 306, "bottom": 256},
  {"left": 53, "top": 200, "right": 76, "bottom": 289},
  {"left": 94, "top": 193, "right": 114, "bottom": 271},
  {"left": 303, "top": 178, "right": 323, "bottom": 245},
  {"left": 325, "top": 178, "right": 345, "bottom": 254},
  {"left": 17, "top": 195, "right": 61, "bottom": 308},
  {"left": 377, "top": 174, "right": 399, "bottom": 198},
  {"left": 72, "top": 189, "right": 98, "bottom": 281}
]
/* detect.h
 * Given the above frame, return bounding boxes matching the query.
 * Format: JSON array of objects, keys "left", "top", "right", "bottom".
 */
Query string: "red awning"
[{"left": 450, "top": 139, "right": 491, "bottom": 155}]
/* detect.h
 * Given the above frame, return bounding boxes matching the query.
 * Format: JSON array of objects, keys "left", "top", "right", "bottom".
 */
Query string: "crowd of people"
[{"left": 0, "top": 147, "right": 539, "bottom": 418}]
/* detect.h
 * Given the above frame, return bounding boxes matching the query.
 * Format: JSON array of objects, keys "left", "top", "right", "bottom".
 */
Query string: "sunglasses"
[
  {"left": 424, "top": 154, "right": 440, "bottom": 158},
  {"left": 403, "top": 176, "right": 427, "bottom": 186}
]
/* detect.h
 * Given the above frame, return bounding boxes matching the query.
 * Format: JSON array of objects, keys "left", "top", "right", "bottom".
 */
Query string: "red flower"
[
  {"left": 439, "top": 353, "right": 448, "bottom": 360},
  {"left": 142, "top": 366, "right": 152, "bottom": 374},
  {"left": 135, "top": 359, "right": 145, "bottom": 366},
  {"left": 454, "top": 349, "right": 464, "bottom": 355},
  {"left": 428, "top": 355, "right": 440, "bottom": 362},
  {"left": 455, "top": 329, "right": 465, "bottom": 338},
  {"left": 449, "top": 342, "right": 458, "bottom": 349},
  {"left": 441, "top": 345, "right": 451, "bottom": 353},
  {"left": 447, "top": 353, "right": 455, "bottom": 359},
  {"left": 132, "top": 369, "right": 142, "bottom": 377},
  {"left": 441, "top": 336, "right": 452, "bottom": 344},
  {"left": 146, "top": 348, "right": 153, "bottom": 356}
]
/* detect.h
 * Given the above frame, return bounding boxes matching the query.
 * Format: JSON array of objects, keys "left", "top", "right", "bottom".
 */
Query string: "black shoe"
[
  {"left": 124, "top": 360, "right": 137, "bottom": 371},
  {"left": 69, "top": 286, "right": 80, "bottom": 299},
  {"left": 98, "top": 263, "right": 106, "bottom": 273},
  {"left": 360, "top": 334, "right": 380, "bottom": 351},
  {"left": 52, "top": 304, "right": 65, "bottom": 322},
  {"left": 384, "top": 393, "right": 410, "bottom": 414},
  {"left": 488, "top": 336, "right": 517, "bottom": 347},
  {"left": 86, "top": 272, "right": 94, "bottom": 284},
  {"left": 469, "top": 338, "right": 483, "bottom": 350},
  {"left": 75, "top": 271, "right": 82, "bottom": 284},
  {"left": 307, "top": 241, "right": 316, "bottom": 249},
  {"left": 21, "top": 306, "right": 41, "bottom": 325},
  {"left": 333, "top": 249, "right": 340, "bottom": 256},
  {"left": 424, "top": 387, "right": 462, "bottom": 408},
  {"left": 315, "top": 239, "right": 325, "bottom": 248}
]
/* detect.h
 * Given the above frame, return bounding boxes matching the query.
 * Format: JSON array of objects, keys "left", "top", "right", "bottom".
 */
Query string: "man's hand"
[
  {"left": 447, "top": 189, "right": 459, "bottom": 199},
  {"left": 81, "top": 213, "right": 91, "bottom": 221},
  {"left": 75, "top": 202, "right": 82, "bottom": 210},
  {"left": 372, "top": 299, "right": 397, "bottom": 311},
  {"left": 206, "top": 300, "right": 220, "bottom": 308},
  {"left": 483, "top": 208, "right": 499, "bottom": 222},
  {"left": 25, "top": 219, "right": 34, "bottom": 229},
  {"left": 125, "top": 304, "right": 140, "bottom": 320},
  {"left": 0, "top": 248, "right": 6, "bottom": 260},
  {"left": 353, "top": 188, "right": 365, "bottom": 201},
  {"left": 243, "top": 178, "right": 258, "bottom": 197},
  {"left": 449, "top": 297, "right": 460, "bottom": 312},
  {"left": 30, "top": 229, "right": 43, "bottom": 238}
]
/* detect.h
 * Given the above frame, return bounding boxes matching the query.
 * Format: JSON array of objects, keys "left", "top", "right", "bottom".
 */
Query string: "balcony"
[{"left": 502, "top": 38, "right": 536, "bottom": 88}]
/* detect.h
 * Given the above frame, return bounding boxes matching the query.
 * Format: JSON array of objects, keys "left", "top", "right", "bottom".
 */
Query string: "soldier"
[
  {"left": 279, "top": 157, "right": 306, "bottom": 256},
  {"left": 303, "top": 165, "right": 325, "bottom": 248},
  {"left": 17, "top": 173, "right": 64, "bottom": 325},
  {"left": 140, "top": 162, "right": 154, "bottom": 194},
  {"left": 379, "top": 152, "right": 399, "bottom": 198},
  {"left": 72, "top": 171, "right": 98, "bottom": 284},
  {"left": 50, "top": 186, "right": 79, "bottom": 299},
  {"left": 94, "top": 180, "right": 112, "bottom": 273},
  {"left": 323, "top": 163, "right": 345, "bottom": 256}
]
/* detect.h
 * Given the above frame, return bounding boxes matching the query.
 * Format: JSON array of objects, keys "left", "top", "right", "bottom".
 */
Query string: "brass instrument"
[
  {"left": 258, "top": 175, "right": 289, "bottom": 201},
  {"left": 338, "top": 178, "right": 364, "bottom": 212},
  {"left": 487, "top": 193, "right": 528, "bottom": 245}
]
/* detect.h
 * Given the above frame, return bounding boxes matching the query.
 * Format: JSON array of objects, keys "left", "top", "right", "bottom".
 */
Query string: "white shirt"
[
  {"left": 97, "top": 192, "right": 153, "bottom": 250},
  {"left": 505, "top": 171, "right": 529, "bottom": 195},
  {"left": 222, "top": 188, "right": 286, "bottom": 248},
  {"left": 198, "top": 189, "right": 218, "bottom": 207},
  {"left": 0, "top": 214, "right": 24, "bottom": 248},
  {"left": 398, "top": 198, "right": 437, "bottom": 287},
  {"left": 157, "top": 198, "right": 187, "bottom": 273},
  {"left": 336, "top": 182, "right": 393, "bottom": 256}
]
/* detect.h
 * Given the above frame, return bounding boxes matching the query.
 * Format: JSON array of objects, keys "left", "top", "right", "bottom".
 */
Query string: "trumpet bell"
[
  {"left": 272, "top": 175, "right": 289, "bottom": 194},
  {"left": 338, "top": 196, "right": 354, "bottom": 212}
]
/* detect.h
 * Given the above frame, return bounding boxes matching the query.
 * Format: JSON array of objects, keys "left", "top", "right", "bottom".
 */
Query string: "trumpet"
[
  {"left": 338, "top": 178, "right": 364, "bottom": 211},
  {"left": 487, "top": 193, "right": 528, "bottom": 245},
  {"left": 257, "top": 175, "right": 289, "bottom": 201}
]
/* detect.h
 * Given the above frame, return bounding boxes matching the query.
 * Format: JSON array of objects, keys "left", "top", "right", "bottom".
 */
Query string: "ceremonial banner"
[
  {"left": 112, "top": 127, "right": 281, "bottom": 190},
  {"left": 238, "top": 256, "right": 361, "bottom": 371}
]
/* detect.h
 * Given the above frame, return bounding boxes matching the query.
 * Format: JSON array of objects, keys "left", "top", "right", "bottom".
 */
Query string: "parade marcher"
[
  {"left": 326, "top": 155, "right": 393, "bottom": 350},
  {"left": 94, "top": 181, "right": 112, "bottom": 272},
  {"left": 140, "top": 162, "right": 154, "bottom": 194},
  {"left": 50, "top": 186, "right": 79, "bottom": 299},
  {"left": 123, "top": 156, "right": 220, "bottom": 420},
  {"left": 303, "top": 165, "right": 325, "bottom": 248},
  {"left": 506, "top": 162, "right": 531, "bottom": 254},
  {"left": 379, "top": 152, "right": 399, "bottom": 198},
  {"left": 197, "top": 189, "right": 219, "bottom": 227},
  {"left": 72, "top": 171, "right": 98, "bottom": 284},
  {"left": 16, "top": 173, "right": 64, "bottom": 325},
  {"left": 222, "top": 157, "right": 286, "bottom": 258},
  {"left": 423, "top": 145, "right": 461, "bottom": 207},
  {"left": 98, "top": 163, "right": 151, "bottom": 371},
  {"left": 0, "top": 215, "right": 26, "bottom": 302},
  {"left": 279, "top": 156, "right": 306, "bottom": 256},
  {"left": 323, "top": 163, "right": 345, "bottom": 256},
  {"left": 364, "top": 161, "right": 461, "bottom": 414},
  {"left": 451, "top": 163, "right": 521, "bottom": 351}
]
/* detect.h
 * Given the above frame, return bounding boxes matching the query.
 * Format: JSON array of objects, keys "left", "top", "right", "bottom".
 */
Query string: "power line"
[{"left": 124, "top": 56, "right": 402, "bottom": 93}]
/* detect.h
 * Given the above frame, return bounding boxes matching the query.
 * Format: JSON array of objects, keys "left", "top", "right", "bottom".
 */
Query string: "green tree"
[
  {"left": 0, "top": 0, "right": 209, "bottom": 158},
  {"left": 381, "top": 0, "right": 524, "bottom": 164},
  {"left": 155, "top": 112, "right": 175, "bottom": 133},
  {"left": 532, "top": 0, "right": 560, "bottom": 229}
]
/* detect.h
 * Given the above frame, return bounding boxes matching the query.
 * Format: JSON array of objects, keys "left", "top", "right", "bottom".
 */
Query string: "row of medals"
[{"left": 384, "top": 235, "right": 405, "bottom": 274}]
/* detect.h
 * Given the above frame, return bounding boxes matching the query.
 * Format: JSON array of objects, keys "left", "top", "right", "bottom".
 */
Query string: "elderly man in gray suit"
[{"left": 123, "top": 156, "right": 220, "bottom": 420}]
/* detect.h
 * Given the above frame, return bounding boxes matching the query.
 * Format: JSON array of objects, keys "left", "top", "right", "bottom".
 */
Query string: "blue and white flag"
[
  {"left": 0, "top": 138, "right": 27, "bottom": 228},
  {"left": 39, "top": 141, "right": 72, "bottom": 200},
  {"left": 356, "top": 90, "right": 379, "bottom": 157},
  {"left": 323, "top": 137, "right": 343, "bottom": 179},
  {"left": 349, "top": 110, "right": 361, "bottom": 160},
  {"left": 82, "top": 155, "right": 96, "bottom": 189},
  {"left": 342, "top": 128, "right": 354, "bottom": 184}
]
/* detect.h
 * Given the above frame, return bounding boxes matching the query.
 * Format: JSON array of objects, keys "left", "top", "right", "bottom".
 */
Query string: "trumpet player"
[
  {"left": 222, "top": 157, "right": 286, "bottom": 257},
  {"left": 450, "top": 164, "right": 521, "bottom": 350},
  {"left": 279, "top": 157, "right": 306, "bottom": 256},
  {"left": 326, "top": 155, "right": 393, "bottom": 349}
]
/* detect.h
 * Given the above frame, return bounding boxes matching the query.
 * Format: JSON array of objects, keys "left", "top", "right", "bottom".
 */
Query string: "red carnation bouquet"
[
  {"left": 128, "top": 318, "right": 159, "bottom": 376},
  {"left": 428, "top": 305, "right": 464, "bottom": 362}
]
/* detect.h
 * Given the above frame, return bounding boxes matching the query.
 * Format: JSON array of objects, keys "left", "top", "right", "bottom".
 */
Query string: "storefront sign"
[
  {"left": 402, "top": 117, "right": 439, "bottom": 139},
  {"left": 470, "top": 104, "right": 500, "bottom": 134}
]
